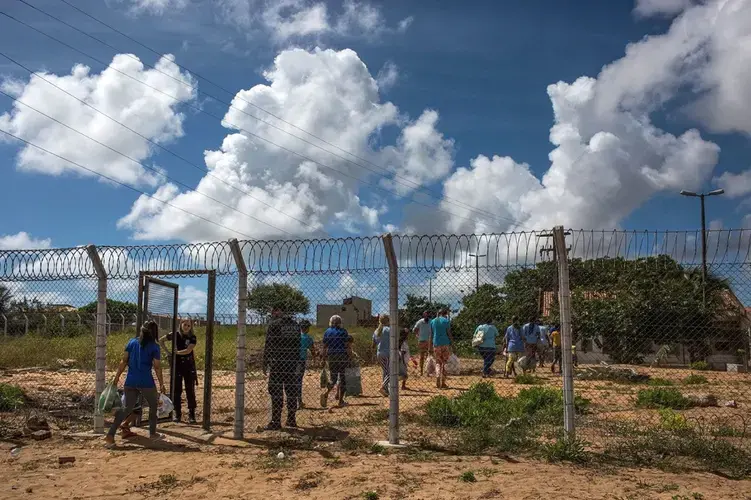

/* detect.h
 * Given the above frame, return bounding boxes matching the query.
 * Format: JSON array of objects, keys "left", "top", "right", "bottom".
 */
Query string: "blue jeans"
[
  {"left": 378, "top": 354, "right": 390, "bottom": 394},
  {"left": 477, "top": 347, "right": 496, "bottom": 375}
]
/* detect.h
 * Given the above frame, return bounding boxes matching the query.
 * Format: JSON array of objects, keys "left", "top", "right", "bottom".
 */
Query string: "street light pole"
[
  {"left": 468, "top": 253, "right": 486, "bottom": 292},
  {"left": 680, "top": 189, "right": 724, "bottom": 307}
]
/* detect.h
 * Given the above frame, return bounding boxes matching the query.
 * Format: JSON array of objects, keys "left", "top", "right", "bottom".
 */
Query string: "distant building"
[
  {"left": 316, "top": 296, "right": 372, "bottom": 327},
  {"left": 44, "top": 304, "right": 77, "bottom": 313}
]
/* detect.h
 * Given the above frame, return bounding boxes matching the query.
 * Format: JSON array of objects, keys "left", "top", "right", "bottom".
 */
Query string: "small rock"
[
  {"left": 31, "top": 429, "right": 52, "bottom": 441},
  {"left": 25, "top": 416, "right": 50, "bottom": 433},
  {"left": 25, "top": 487, "right": 32, "bottom": 494},
  {"left": 56, "top": 359, "right": 76, "bottom": 369},
  {"left": 688, "top": 394, "right": 718, "bottom": 407},
  {"left": 58, "top": 457, "right": 75, "bottom": 465},
  {"left": 725, "top": 400, "right": 738, "bottom": 408}
]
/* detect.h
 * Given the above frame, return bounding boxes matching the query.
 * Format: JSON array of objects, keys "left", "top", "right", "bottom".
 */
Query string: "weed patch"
[
  {"left": 459, "top": 471, "right": 476, "bottom": 483},
  {"left": 540, "top": 437, "right": 589, "bottom": 463},
  {"left": 0, "top": 384, "right": 25, "bottom": 411},
  {"left": 689, "top": 361, "right": 710, "bottom": 371},
  {"left": 647, "top": 378, "right": 674, "bottom": 387},
  {"left": 636, "top": 388, "right": 691, "bottom": 409},
  {"left": 683, "top": 374, "right": 708, "bottom": 385},
  {"left": 514, "top": 374, "right": 543, "bottom": 385}
]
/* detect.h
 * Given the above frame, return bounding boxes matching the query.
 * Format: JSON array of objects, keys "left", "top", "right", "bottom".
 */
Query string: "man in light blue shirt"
[
  {"left": 504, "top": 316, "right": 524, "bottom": 378},
  {"left": 474, "top": 319, "right": 499, "bottom": 377},
  {"left": 522, "top": 316, "right": 541, "bottom": 365},
  {"left": 413, "top": 311, "right": 433, "bottom": 375}
]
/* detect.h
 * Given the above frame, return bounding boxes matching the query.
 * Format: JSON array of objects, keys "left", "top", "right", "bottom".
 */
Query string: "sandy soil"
[
  {"left": 2, "top": 431, "right": 751, "bottom": 500},
  {"left": 2, "top": 358, "right": 751, "bottom": 446}
]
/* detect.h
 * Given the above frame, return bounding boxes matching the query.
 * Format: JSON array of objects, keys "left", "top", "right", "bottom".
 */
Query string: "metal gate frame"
[{"left": 137, "top": 270, "right": 216, "bottom": 432}]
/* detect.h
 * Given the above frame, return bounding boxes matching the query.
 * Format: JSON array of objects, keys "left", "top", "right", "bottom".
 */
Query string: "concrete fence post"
[
  {"left": 382, "top": 233, "right": 400, "bottom": 445},
  {"left": 86, "top": 244, "right": 107, "bottom": 434},
  {"left": 229, "top": 238, "right": 247, "bottom": 440},
  {"left": 553, "top": 226, "right": 576, "bottom": 439}
]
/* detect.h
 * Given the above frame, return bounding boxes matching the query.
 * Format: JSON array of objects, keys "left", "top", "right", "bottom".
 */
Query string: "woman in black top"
[{"left": 160, "top": 319, "right": 198, "bottom": 424}]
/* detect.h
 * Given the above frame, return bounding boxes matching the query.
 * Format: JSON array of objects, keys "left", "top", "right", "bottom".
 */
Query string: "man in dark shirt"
[
  {"left": 160, "top": 320, "right": 199, "bottom": 424},
  {"left": 263, "top": 307, "right": 301, "bottom": 430}
]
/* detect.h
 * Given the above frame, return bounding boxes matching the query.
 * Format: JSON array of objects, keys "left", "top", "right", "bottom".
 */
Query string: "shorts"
[
  {"left": 418, "top": 341, "right": 430, "bottom": 353},
  {"left": 434, "top": 345, "right": 451, "bottom": 364},
  {"left": 507, "top": 351, "right": 522, "bottom": 363}
]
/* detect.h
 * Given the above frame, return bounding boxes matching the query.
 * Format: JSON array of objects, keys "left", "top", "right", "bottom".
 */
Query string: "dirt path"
[{"left": 2, "top": 432, "right": 751, "bottom": 500}]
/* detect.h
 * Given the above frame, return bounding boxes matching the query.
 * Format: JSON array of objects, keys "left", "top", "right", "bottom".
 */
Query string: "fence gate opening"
[{"left": 136, "top": 270, "right": 216, "bottom": 432}]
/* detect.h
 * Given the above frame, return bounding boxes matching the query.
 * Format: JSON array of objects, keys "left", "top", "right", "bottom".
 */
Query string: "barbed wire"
[{"left": 2, "top": 229, "right": 751, "bottom": 281}]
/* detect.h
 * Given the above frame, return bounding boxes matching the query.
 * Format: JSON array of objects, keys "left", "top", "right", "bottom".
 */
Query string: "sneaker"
[
  {"left": 285, "top": 418, "right": 298, "bottom": 428},
  {"left": 264, "top": 422, "right": 282, "bottom": 431},
  {"left": 172, "top": 415, "right": 181, "bottom": 423},
  {"left": 188, "top": 416, "right": 197, "bottom": 425}
]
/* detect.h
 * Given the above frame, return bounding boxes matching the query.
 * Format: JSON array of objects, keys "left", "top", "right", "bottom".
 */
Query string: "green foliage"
[
  {"left": 401, "top": 294, "right": 450, "bottom": 331},
  {"left": 658, "top": 409, "right": 691, "bottom": 432},
  {"left": 636, "top": 388, "right": 691, "bottom": 410},
  {"left": 425, "top": 395, "right": 461, "bottom": 427},
  {"left": 362, "top": 491, "right": 379, "bottom": 500},
  {"left": 247, "top": 283, "right": 310, "bottom": 316},
  {"left": 541, "top": 437, "right": 589, "bottom": 463},
  {"left": 78, "top": 299, "right": 137, "bottom": 317},
  {"left": 451, "top": 284, "right": 506, "bottom": 340},
  {"left": 0, "top": 383, "right": 25, "bottom": 411},
  {"left": 370, "top": 443, "right": 386, "bottom": 454},
  {"left": 647, "top": 378, "right": 674, "bottom": 386},
  {"left": 514, "top": 374, "right": 543, "bottom": 385},
  {"left": 459, "top": 471, "right": 476, "bottom": 483},
  {"left": 0, "top": 285, "right": 12, "bottom": 315},
  {"left": 682, "top": 374, "right": 708, "bottom": 385},
  {"left": 689, "top": 361, "right": 710, "bottom": 371}
]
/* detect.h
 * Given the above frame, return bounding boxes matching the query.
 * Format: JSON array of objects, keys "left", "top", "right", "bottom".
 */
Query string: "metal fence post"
[
  {"left": 553, "top": 226, "right": 575, "bottom": 439},
  {"left": 86, "top": 244, "right": 107, "bottom": 434},
  {"left": 23, "top": 314, "right": 28, "bottom": 336},
  {"left": 229, "top": 238, "right": 247, "bottom": 440},
  {"left": 2, "top": 314, "right": 6, "bottom": 336},
  {"left": 382, "top": 233, "right": 400, "bottom": 445}
]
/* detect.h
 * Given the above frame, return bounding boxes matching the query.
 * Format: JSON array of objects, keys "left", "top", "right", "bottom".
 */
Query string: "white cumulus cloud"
[
  {"left": 714, "top": 168, "right": 751, "bottom": 198},
  {"left": 0, "top": 232, "right": 52, "bottom": 250},
  {"left": 0, "top": 54, "right": 196, "bottom": 187}
]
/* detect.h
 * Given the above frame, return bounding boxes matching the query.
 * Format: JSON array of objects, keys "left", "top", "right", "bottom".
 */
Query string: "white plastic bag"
[
  {"left": 425, "top": 355, "right": 437, "bottom": 377},
  {"left": 446, "top": 354, "right": 461, "bottom": 375},
  {"left": 157, "top": 394, "right": 174, "bottom": 419},
  {"left": 471, "top": 328, "right": 485, "bottom": 348}
]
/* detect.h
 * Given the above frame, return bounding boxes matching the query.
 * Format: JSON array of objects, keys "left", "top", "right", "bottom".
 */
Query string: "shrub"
[
  {"left": 0, "top": 383, "right": 25, "bottom": 411},
  {"left": 689, "top": 361, "right": 710, "bottom": 371},
  {"left": 658, "top": 408, "right": 691, "bottom": 432},
  {"left": 362, "top": 491, "right": 379, "bottom": 500},
  {"left": 541, "top": 437, "right": 589, "bottom": 463},
  {"left": 459, "top": 471, "right": 476, "bottom": 483},
  {"left": 683, "top": 374, "right": 708, "bottom": 385},
  {"left": 636, "top": 388, "right": 691, "bottom": 410},
  {"left": 647, "top": 378, "right": 674, "bottom": 386},
  {"left": 514, "top": 374, "right": 543, "bottom": 385},
  {"left": 425, "top": 396, "right": 461, "bottom": 427},
  {"left": 515, "top": 386, "right": 590, "bottom": 425}
]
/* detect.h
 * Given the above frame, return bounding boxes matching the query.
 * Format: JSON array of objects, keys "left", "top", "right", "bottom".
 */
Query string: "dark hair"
[
  {"left": 439, "top": 308, "right": 448, "bottom": 316},
  {"left": 140, "top": 320, "right": 158, "bottom": 347},
  {"left": 399, "top": 327, "right": 410, "bottom": 344},
  {"left": 511, "top": 315, "right": 519, "bottom": 324}
]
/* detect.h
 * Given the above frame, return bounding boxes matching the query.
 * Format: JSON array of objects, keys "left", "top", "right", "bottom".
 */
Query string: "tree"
[
  {"left": 0, "top": 285, "right": 12, "bottom": 315},
  {"left": 79, "top": 299, "right": 138, "bottom": 317},
  {"left": 502, "top": 255, "right": 737, "bottom": 364},
  {"left": 401, "top": 294, "right": 451, "bottom": 330},
  {"left": 247, "top": 283, "right": 310, "bottom": 316},
  {"left": 451, "top": 284, "right": 506, "bottom": 340}
]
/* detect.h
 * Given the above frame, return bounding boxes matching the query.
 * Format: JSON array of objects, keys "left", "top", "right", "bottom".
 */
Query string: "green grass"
[
  {"left": 647, "top": 378, "right": 674, "bottom": 387},
  {"left": 682, "top": 374, "right": 708, "bottom": 385},
  {"left": 514, "top": 374, "right": 543, "bottom": 385},
  {"left": 459, "top": 471, "right": 476, "bottom": 483},
  {"left": 0, "top": 383, "right": 25, "bottom": 411},
  {"left": 540, "top": 437, "right": 589, "bottom": 463},
  {"left": 689, "top": 361, "right": 710, "bottom": 371},
  {"left": 362, "top": 491, "right": 379, "bottom": 500},
  {"left": 658, "top": 409, "right": 691, "bottom": 432},
  {"left": 636, "top": 388, "right": 691, "bottom": 410},
  {"left": 0, "top": 325, "right": 380, "bottom": 371}
]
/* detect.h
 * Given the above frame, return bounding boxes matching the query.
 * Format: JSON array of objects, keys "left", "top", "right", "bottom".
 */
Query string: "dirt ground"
[
  {"left": 2, "top": 431, "right": 751, "bottom": 500},
  {"left": 3, "top": 357, "right": 750, "bottom": 445}
]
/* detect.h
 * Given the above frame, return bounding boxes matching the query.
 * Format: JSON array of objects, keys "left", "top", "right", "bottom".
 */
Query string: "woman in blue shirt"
[
  {"left": 297, "top": 320, "right": 314, "bottom": 409},
  {"left": 321, "top": 315, "right": 352, "bottom": 408},
  {"left": 372, "top": 314, "right": 391, "bottom": 397},
  {"left": 474, "top": 318, "right": 499, "bottom": 377},
  {"left": 105, "top": 321, "right": 166, "bottom": 447},
  {"left": 503, "top": 316, "right": 524, "bottom": 378}
]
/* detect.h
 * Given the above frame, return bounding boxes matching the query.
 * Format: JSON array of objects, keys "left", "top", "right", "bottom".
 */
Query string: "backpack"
[{"left": 472, "top": 325, "right": 486, "bottom": 347}]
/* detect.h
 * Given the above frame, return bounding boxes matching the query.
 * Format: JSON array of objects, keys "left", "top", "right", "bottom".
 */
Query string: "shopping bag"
[
  {"left": 446, "top": 354, "right": 461, "bottom": 375},
  {"left": 320, "top": 365, "right": 330, "bottom": 389},
  {"left": 345, "top": 364, "right": 362, "bottom": 396},
  {"left": 157, "top": 394, "right": 174, "bottom": 419},
  {"left": 425, "top": 355, "right": 437, "bottom": 377},
  {"left": 97, "top": 381, "right": 118, "bottom": 414}
]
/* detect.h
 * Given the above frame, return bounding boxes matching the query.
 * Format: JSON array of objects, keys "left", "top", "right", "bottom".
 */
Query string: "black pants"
[
  {"left": 296, "top": 360, "right": 306, "bottom": 406},
  {"left": 268, "top": 361, "right": 299, "bottom": 425},
  {"left": 174, "top": 363, "right": 197, "bottom": 417},
  {"left": 328, "top": 354, "right": 349, "bottom": 395}
]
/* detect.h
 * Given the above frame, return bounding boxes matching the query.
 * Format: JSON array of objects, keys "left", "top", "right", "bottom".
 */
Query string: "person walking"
[
  {"left": 160, "top": 319, "right": 198, "bottom": 424},
  {"left": 373, "top": 314, "right": 391, "bottom": 397},
  {"left": 537, "top": 324, "right": 550, "bottom": 368},
  {"left": 522, "top": 316, "right": 541, "bottom": 365},
  {"left": 105, "top": 320, "right": 166, "bottom": 447},
  {"left": 263, "top": 307, "right": 301, "bottom": 430},
  {"left": 429, "top": 309, "right": 453, "bottom": 389},
  {"left": 550, "top": 326, "right": 562, "bottom": 374},
  {"left": 503, "top": 316, "right": 524, "bottom": 378},
  {"left": 413, "top": 311, "right": 432, "bottom": 375},
  {"left": 398, "top": 327, "right": 411, "bottom": 390},
  {"left": 297, "top": 320, "right": 314, "bottom": 409},
  {"left": 321, "top": 315, "right": 353, "bottom": 408},
  {"left": 474, "top": 318, "right": 499, "bottom": 377}
]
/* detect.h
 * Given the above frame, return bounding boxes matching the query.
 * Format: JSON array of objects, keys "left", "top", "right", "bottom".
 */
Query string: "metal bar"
[
  {"left": 2, "top": 314, "right": 7, "bottom": 336},
  {"left": 170, "top": 282, "right": 179, "bottom": 420},
  {"left": 382, "top": 233, "right": 399, "bottom": 445},
  {"left": 136, "top": 274, "right": 145, "bottom": 334},
  {"left": 229, "top": 238, "right": 247, "bottom": 439},
  {"left": 86, "top": 244, "right": 107, "bottom": 434},
  {"left": 203, "top": 270, "right": 216, "bottom": 432},
  {"left": 553, "top": 226, "right": 575, "bottom": 439},
  {"left": 144, "top": 276, "right": 180, "bottom": 289},
  {"left": 140, "top": 269, "right": 215, "bottom": 276}
]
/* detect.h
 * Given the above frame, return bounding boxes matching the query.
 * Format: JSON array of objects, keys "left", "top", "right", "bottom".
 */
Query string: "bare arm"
[
  {"left": 177, "top": 343, "right": 195, "bottom": 356},
  {"left": 113, "top": 352, "right": 128, "bottom": 386},
  {"left": 152, "top": 358, "right": 166, "bottom": 393}
]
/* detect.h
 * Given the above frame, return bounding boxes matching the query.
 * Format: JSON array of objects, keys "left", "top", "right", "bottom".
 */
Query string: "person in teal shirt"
[
  {"left": 474, "top": 319, "right": 499, "bottom": 377},
  {"left": 429, "top": 309, "right": 453, "bottom": 389},
  {"left": 297, "top": 320, "right": 314, "bottom": 409}
]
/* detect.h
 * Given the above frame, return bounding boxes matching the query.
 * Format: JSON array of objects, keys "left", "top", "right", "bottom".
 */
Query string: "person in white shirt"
[{"left": 412, "top": 311, "right": 433, "bottom": 376}]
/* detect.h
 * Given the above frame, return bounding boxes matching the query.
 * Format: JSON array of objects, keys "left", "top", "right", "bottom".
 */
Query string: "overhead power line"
[{"left": 15, "top": 0, "right": 527, "bottom": 230}]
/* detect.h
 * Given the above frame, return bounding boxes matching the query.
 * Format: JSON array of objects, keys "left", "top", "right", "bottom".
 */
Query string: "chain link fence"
[{"left": 0, "top": 230, "right": 749, "bottom": 464}]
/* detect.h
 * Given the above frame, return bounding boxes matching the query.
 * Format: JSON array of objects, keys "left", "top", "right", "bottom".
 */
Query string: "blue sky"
[{"left": 1, "top": 0, "right": 751, "bottom": 254}]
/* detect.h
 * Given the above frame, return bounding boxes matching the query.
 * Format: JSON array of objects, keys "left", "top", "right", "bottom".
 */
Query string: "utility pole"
[
  {"left": 468, "top": 253, "right": 486, "bottom": 292},
  {"left": 553, "top": 226, "right": 575, "bottom": 439},
  {"left": 429, "top": 278, "right": 433, "bottom": 303},
  {"left": 680, "top": 189, "right": 724, "bottom": 307}
]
